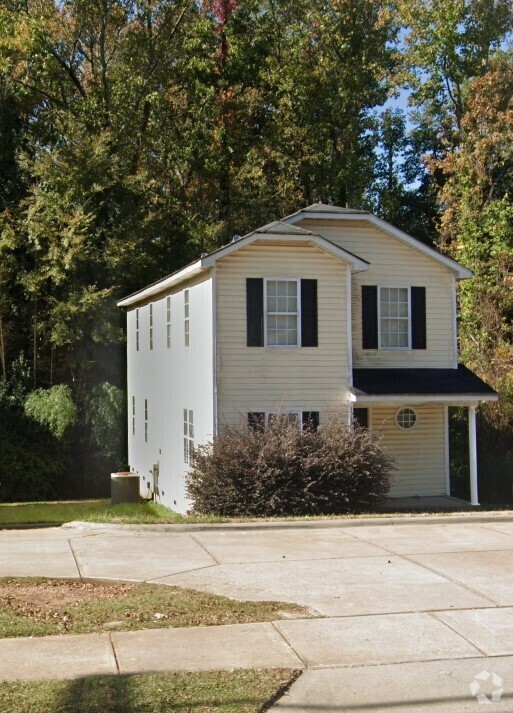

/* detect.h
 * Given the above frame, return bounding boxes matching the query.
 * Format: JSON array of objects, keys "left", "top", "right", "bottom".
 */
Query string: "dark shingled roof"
[{"left": 352, "top": 365, "right": 496, "bottom": 396}]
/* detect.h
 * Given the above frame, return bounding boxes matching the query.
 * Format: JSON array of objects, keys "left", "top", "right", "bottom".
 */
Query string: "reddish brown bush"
[{"left": 186, "top": 415, "right": 393, "bottom": 516}]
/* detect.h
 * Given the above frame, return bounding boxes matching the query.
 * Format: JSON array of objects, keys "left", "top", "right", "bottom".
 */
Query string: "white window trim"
[
  {"left": 263, "top": 277, "right": 302, "bottom": 348},
  {"left": 378, "top": 285, "right": 412, "bottom": 350},
  {"left": 395, "top": 407, "right": 417, "bottom": 430}
]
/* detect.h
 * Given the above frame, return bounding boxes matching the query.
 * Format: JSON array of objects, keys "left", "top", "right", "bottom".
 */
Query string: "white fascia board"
[
  {"left": 202, "top": 232, "right": 369, "bottom": 272},
  {"left": 284, "top": 211, "right": 472, "bottom": 280},
  {"left": 117, "top": 260, "right": 204, "bottom": 307},
  {"left": 350, "top": 393, "right": 498, "bottom": 404}
]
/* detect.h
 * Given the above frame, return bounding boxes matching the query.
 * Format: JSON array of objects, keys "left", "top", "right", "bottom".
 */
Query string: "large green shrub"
[{"left": 186, "top": 416, "right": 394, "bottom": 516}]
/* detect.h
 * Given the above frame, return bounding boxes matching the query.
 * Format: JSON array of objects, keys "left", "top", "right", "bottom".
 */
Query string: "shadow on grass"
[{"left": 51, "top": 670, "right": 296, "bottom": 712}]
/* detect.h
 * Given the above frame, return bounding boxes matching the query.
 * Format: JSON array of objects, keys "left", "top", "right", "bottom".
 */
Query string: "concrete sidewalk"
[{"left": 4, "top": 516, "right": 513, "bottom": 710}]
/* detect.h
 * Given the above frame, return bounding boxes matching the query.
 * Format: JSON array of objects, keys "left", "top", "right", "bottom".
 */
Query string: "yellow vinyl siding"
[
  {"left": 216, "top": 242, "right": 350, "bottom": 425},
  {"left": 371, "top": 405, "right": 446, "bottom": 497},
  {"left": 298, "top": 220, "right": 456, "bottom": 368}
]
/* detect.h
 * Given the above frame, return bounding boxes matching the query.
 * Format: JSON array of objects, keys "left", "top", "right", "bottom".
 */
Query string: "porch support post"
[{"left": 468, "top": 404, "right": 479, "bottom": 506}]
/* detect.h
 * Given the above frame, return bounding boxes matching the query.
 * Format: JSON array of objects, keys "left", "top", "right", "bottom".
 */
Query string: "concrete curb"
[{"left": 62, "top": 511, "right": 513, "bottom": 534}]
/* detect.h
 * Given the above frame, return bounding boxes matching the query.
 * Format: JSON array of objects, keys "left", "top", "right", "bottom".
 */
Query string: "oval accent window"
[{"left": 396, "top": 407, "right": 417, "bottom": 430}]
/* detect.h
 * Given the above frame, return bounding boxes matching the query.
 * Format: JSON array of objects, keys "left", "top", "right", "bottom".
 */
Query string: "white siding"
[
  {"left": 126, "top": 273, "right": 214, "bottom": 513},
  {"left": 371, "top": 405, "right": 446, "bottom": 497},
  {"left": 298, "top": 219, "right": 457, "bottom": 368},
  {"left": 215, "top": 242, "right": 351, "bottom": 426}
]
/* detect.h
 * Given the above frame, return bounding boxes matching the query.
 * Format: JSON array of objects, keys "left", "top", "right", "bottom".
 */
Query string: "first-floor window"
[
  {"left": 144, "top": 399, "right": 148, "bottom": 442},
  {"left": 248, "top": 411, "right": 319, "bottom": 430},
  {"left": 184, "top": 409, "right": 194, "bottom": 464},
  {"left": 396, "top": 407, "right": 417, "bottom": 430},
  {"left": 132, "top": 396, "right": 136, "bottom": 436}
]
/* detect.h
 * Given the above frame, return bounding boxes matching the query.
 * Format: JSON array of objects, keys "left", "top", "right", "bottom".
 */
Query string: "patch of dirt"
[{"left": 0, "top": 579, "right": 134, "bottom": 626}]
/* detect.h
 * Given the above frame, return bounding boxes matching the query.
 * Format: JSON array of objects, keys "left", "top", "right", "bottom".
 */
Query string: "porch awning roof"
[{"left": 351, "top": 365, "right": 497, "bottom": 403}]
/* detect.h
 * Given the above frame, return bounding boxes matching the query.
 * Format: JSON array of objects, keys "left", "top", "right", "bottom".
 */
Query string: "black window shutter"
[
  {"left": 411, "top": 286, "right": 427, "bottom": 349},
  {"left": 248, "top": 412, "right": 265, "bottom": 430},
  {"left": 362, "top": 285, "right": 378, "bottom": 349},
  {"left": 246, "top": 278, "right": 264, "bottom": 346},
  {"left": 353, "top": 407, "right": 369, "bottom": 429},
  {"left": 301, "top": 279, "right": 318, "bottom": 347},
  {"left": 302, "top": 411, "right": 319, "bottom": 431}
]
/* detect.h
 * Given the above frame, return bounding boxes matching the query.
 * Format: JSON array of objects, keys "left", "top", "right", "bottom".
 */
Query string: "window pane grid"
[
  {"left": 380, "top": 287, "right": 409, "bottom": 348},
  {"left": 266, "top": 279, "right": 299, "bottom": 347},
  {"left": 396, "top": 407, "right": 417, "bottom": 430}
]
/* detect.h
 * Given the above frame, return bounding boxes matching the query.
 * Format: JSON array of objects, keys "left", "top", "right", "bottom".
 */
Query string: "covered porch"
[{"left": 351, "top": 366, "right": 498, "bottom": 506}]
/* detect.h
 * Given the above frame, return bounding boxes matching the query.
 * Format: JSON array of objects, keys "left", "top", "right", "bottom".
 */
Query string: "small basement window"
[{"left": 396, "top": 407, "right": 417, "bottom": 430}]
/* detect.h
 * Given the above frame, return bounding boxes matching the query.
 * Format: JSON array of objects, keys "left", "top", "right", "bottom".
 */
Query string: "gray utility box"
[{"left": 111, "top": 472, "right": 140, "bottom": 505}]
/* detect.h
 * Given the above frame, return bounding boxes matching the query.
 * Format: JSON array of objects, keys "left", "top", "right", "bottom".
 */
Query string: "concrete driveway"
[{"left": 2, "top": 515, "right": 513, "bottom": 710}]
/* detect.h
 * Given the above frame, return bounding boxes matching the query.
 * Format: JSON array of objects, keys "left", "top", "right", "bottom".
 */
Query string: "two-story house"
[{"left": 117, "top": 204, "right": 497, "bottom": 513}]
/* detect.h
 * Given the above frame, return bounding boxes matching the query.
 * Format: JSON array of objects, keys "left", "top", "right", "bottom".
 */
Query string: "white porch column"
[{"left": 469, "top": 404, "right": 479, "bottom": 506}]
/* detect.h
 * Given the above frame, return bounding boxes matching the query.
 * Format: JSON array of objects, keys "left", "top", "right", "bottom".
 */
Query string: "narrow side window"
[
  {"left": 149, "top": 303, "right": 153, "bottom": 350},
  {"left": 136, "top": 309, "right": 140, "bottom": 352},
  {"left": 183, "top": 408, "right": 194, "bottom": 463},
  {"left": 132, "top": 396, "right": 136, "bottom": 436},
  {"left": 144, "top": 399, "right": 148, "bottom": 443},
  {"left": 184, "top": 289, "right": 190, "bottom": 347},
  {"left": 166, "top": 296, "right": 171, "bottom": 349}
]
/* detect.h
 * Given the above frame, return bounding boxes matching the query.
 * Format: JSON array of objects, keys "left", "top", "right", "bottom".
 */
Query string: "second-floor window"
[
  {"left": 136, "top": 309, "right": 140, "bottom": 351},
  {"left": 149, "top": 304, "right": 153, "bottom": 350},
  {"left": 265, "top": 278, "right": 300, "bottom": 347},
  {"left": 361, "top": 285, "right": 426, "bottom": 350},
  {"left": 379, "top": 287, "right": 409, "bottom": 349},
  {"left": 166, "top": 296, "right": 171, "bottom": 349},
  {"left": 184, "top": 289, "right": 190, "bottom": 347},
  {"left": 246, "top": 278, "right": 318, "bottom": 348}
]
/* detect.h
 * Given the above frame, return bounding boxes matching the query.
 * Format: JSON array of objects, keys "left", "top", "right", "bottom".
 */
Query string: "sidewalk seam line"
[
  {"left": 428, "top": 611, "right": 489, "bottom": 657},
  {"left": 67, "top": 538, "right": 84, "bottom": 580},
  {"left": 189, "top": 534, "right": 221, "bottom": 565},
  {"left": 109, "top": 633, "right": 121, "bottom": 675},
  {"left": 270, "top": 621, "right": 307, "bottom": 669}
]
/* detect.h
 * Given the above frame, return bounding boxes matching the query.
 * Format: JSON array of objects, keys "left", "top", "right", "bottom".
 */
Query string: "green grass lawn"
[
  {"left": 0, "top": 499, "right": 199, "bottom": 526},
  {"left": 0, "top": 578, "right": 310, "bottom": 638},
  {"left": 0, "top": 670, "right": 300, "bottom": 713},
  {"left": 1, "top": 497, "right": 511, "bottom": 528}
]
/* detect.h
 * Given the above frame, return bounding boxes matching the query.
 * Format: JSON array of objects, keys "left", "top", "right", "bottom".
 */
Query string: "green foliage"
[
  {"left": 25, "top": 385, "right": 77, "bottom": 439},
  {"left": 84, "top": 382, "right": 125, "bottom": 465},
  {"left": 187, "top": 416, "right": 393, "bottom": 516}
]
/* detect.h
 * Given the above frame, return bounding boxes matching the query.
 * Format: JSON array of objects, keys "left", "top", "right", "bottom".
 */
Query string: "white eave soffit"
[{"left": 283, "top": 210, "right": 472, "bottom": 280}]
